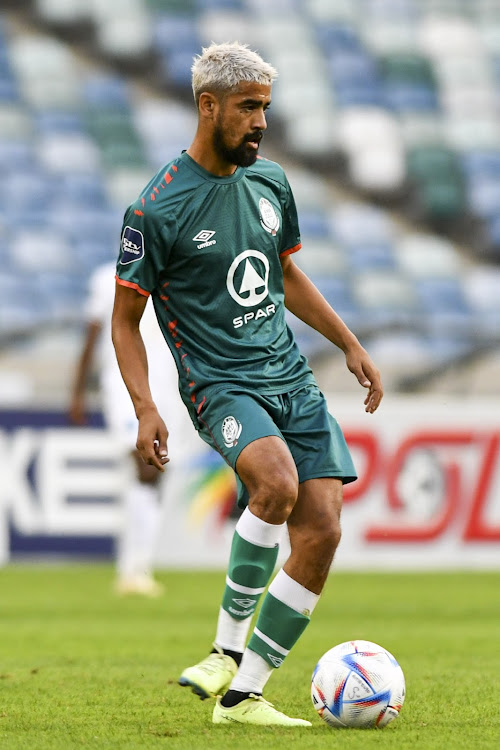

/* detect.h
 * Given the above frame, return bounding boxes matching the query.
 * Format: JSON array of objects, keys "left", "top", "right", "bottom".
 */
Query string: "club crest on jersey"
[
  {"left": 222, "top": 416, "right": 242, "bottom": 448},
  {"left": 121, "top": 226, "right": 144, "bottom": 264},
  {"left": 259, "top": 197, "right": 280, "bottom": 236}
]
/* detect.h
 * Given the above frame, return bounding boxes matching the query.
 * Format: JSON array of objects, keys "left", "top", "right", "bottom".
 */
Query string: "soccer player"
[
  {"left": 111, "top": 42, "right": 383, "bottom": 726},
  {"left": 70, "top": 261, "right": 185, "bottom": 596}
]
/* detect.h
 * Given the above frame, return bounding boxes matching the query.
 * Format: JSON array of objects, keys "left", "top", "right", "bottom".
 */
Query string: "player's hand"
[
  {"left": 345, "top": 345, "right": 383, "bottom": 414},
  {"left": 136, "top": 407, "right": 170, "bottom": 471}
]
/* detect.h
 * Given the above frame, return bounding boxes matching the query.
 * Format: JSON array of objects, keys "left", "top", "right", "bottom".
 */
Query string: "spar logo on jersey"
[
  {"left": 222, "top": 416, "right": 242, "bottom": 448},
  {"left": 120, "top": 226, "right": 145, "bottom": 264},
  {"left": 227, "top": 249, "right": 277, "bottom": 329},
  {"left": 227, "top": 249, "right": 269, "bottom": 307},
  {"left": 259, "top": 197, "right": 280, "bottom": 236}
]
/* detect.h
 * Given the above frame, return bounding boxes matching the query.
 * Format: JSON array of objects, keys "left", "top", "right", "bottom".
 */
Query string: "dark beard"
[{"left": 213, "top": 123, "right": 261, "bottom": 168}]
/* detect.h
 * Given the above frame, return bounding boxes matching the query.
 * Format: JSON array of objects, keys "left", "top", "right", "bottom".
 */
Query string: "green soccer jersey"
[{"left": 116, "top": 151, "right": 315, "bottom": 423}]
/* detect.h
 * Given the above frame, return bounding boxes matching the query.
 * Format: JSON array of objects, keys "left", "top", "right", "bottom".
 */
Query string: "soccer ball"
[{"left": 311, "top": 639, "right": 405, "bottom": 728}]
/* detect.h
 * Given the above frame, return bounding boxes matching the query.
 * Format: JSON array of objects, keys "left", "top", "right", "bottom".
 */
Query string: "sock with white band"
[
  {"left": 215, "top": 507, "right": 285, "bottom": 654},
  {"left": 229, "top": 569, "right": 320, "bottom": 695}
]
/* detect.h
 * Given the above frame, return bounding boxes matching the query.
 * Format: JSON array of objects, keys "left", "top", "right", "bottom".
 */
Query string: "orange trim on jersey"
[
  {"left": 115, "top": 275, "right": 150, "bottom": 297},
  {"left": 197, "top": 396, "right": 206, "bottom": 414},
  {"left": 165, "top": 172, "right": 173, "bottom": 185},
  {"left": 134, "top": 209, "right": 144, "bottom": 216},
  {"left": 279, "top": 243, "right": 302, "bottom": 257}
]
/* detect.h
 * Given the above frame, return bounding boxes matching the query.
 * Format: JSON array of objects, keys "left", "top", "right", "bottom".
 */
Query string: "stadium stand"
[{"left": 0, "top": 1, "right": 500, "bottom": 402}]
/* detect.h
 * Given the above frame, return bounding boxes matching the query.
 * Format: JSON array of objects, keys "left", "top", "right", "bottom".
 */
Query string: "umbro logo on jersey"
[{"left": 193, "top": 230, "right": 216, "bottom": 249}]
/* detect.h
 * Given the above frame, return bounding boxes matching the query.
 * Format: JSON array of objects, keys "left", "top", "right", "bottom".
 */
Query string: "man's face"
[{"left": 212, "top": 82, "right": 271, "bottom": 168}]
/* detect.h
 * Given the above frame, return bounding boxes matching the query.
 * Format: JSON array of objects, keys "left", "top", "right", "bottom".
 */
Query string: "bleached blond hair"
[{"left": 191, "top": 42, "right": 278, "bottom": 106}]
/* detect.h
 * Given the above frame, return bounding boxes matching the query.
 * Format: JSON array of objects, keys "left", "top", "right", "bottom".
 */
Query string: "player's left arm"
[{"left": 281, "top": 254, "right": 383, "bottom": 413}]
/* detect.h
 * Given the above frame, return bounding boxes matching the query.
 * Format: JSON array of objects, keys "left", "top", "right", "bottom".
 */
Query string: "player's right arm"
[
  {"left": 69, "top": 321, "right": 101, "bottom": 425},
  {"left": 111, "top": 282, "right": 169, "bottom": 471}
]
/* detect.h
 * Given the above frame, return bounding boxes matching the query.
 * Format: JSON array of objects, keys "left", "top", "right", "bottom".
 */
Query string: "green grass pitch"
[{"left": 0, "top": 566, "right": 499, "bottom": 749}]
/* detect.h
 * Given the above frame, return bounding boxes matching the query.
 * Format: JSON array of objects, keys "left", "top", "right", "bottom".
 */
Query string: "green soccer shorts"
[{"left": 196, "top": 383, "right": 357, "bottom": 508}]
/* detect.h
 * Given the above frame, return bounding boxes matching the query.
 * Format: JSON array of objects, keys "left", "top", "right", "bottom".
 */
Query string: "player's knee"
[
  {"left": 305, "top": 517, "right": 341, "bottom": 558},
  {"left": 249, "top": 470, "right": 298, "bottom": 523}
]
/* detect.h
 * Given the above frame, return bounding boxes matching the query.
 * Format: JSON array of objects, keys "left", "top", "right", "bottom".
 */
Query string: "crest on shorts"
[
  {"left": 259, "top": 197, "right": 280, "bottom": 236},
  {"left": 222, "top": 416, "right": 242, "bottom": 448}
]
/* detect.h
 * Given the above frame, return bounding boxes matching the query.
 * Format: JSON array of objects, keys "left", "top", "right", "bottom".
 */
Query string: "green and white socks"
[
  {"left": 230, "top": 568, "right": 320, "bottom": 694},
  {"left": 214, "top": 507, "right": 321, "bottom": 697},
  {"left": 215, "top": 507, "right": 283, "bottom": 653}
]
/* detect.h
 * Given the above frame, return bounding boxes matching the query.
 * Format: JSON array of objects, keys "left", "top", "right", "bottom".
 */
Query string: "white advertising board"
[
  {"left": 1, "top": 396, "right": 499, "bottom": 569},
  {"left": 156, "top": 395, "right": 500, "bottom": 570}
]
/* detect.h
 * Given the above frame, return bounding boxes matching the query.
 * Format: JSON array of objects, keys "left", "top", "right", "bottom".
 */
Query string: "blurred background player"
[{"left": 69, "top": 261, "right": 183, "bottom": 596}]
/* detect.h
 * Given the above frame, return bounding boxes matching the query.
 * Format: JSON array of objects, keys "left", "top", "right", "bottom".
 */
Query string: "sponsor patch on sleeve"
[{"left": 120, "top": 225, "right": 145, "bottom": 264}]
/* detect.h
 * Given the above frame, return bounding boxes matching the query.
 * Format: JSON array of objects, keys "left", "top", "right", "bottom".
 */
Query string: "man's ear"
[{"left": 198, "top": 92, "right": 218, "bottom": 119}]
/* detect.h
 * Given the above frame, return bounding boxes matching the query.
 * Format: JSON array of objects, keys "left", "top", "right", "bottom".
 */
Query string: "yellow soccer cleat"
[
  {"left": 115, "top": 574, "right": 164, "bottom": 597},
  {"left": 213, "top": 693, "right": 312, "bottom": 727},
  {"left": 178, "top": 645, "right": 237, "bottom": 700}
]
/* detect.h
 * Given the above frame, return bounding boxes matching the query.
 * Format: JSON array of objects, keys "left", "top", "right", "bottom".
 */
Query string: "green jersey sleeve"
[
  {"left": 116, "top": 204, "right": 177, "bottom": 296},
  {"left": 279, "top": 176, "right": 301, "bottom": 257}
]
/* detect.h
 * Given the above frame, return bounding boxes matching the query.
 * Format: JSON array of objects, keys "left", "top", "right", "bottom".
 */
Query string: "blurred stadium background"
[{"left": 0, "top": 0, "right": 499, "bottom": 569}]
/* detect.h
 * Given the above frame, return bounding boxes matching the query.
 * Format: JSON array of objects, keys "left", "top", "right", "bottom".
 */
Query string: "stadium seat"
[
  {"left": 466, "top": 175, "right": 500, "bottom": 219},
  {"left": 365, "top": 330, "right": 435, "bottom": 368},
  {"left": 285, "top": 111, "right": 336, "bottom": 156},
  {"left": 293, "top": 239, "right": 348, "bottom": 277},
  {"left": 444, "top": 115, "right": 500, "bottom": 151},
  {"left": 35, "top": 109, "right": 85, "bottom": 134},
  {"left": 104, "top": 168, "right": 156, "bottom": 208},
  {"left": 37, "top": 270, "right": 88, "bottom": 322},
  {"left": 57, "top": 172, "right": 108, "bottom": 207},
  {"left": 9, "top": 35, "right": 77, "bottom": 79},
  {"left": 330, "top": 202, "right": 395, "bottom": 246},
  {"left": 378, "top": 52, "right": 436, "bottom": 87},
  {"left": 362, "top": 20, "right": 419, "bottom": 54},
  {"left": 383, "top": 83, "right": 439, "bottom": 113},
  {"left": 308, "top": 0, "right": 360, "bottom": 25},
  {"left": 407, "top": 145, "right": 466, "bottom": 219},
  {"left": 35, "top": 0, "right": 90, "bottom": 25},
  {"left": 346, "top": 242, "right": 397, "bottom": 270},
  {"left": 82, "top": 74, "right": 131, "bottom": 110},
  {"left": 351, "top": 270, "right": 419, "bottom": 328},
  {"left": 297, "top": 210, "right": 331, "bottom": 239},
  {"left": 285, "top": 168, "right": 332, "bottom": 213},
  {"left": 483, "top": 214, "right": 500, "bottom": 256},
  {"left": 349, "top": 146, "right": 406, "bottom": 192},
  {"left": 327, "top": 51, "right": 380, "bottom": 89},
  {"left": 414, "top": 277, "right": 475, "bottom": 335},
  {"left": 399, "top": 112, "right": 444, "bottom": 146},
  {"left": 9, "top": 229, "right": 72, "bottom": 273},
  {"left": 37, "top": 133, "right": 101, "bottom": 173},
  {"left": 153, "top": 13, "right": 200, "bottom": 55},
  {"left": 462, "top": 265, "right": 500, "bottom": 337},
  {"left": 0, "top": 104, "right": 33, "bottom": 139},
  {"left": 336, "top": 108, "right": 406, "bottom": 191},
  {"left": 396, "top": 234, "right": 463, "bottom": 277},
  {"left": 309, "top": 276, "right": 363, "bottom": 329},
  {"left": 95, "top": 15, "right": 152, "bottom": 60},
  {"left": 198, "top": 9, "right": 256, "bottom": 47},
  {"left": 418, "top": 16, "right": 483, "bottom": 58},
  {"left": 2, "top": 170, "right": 56, "bottom": 212}
]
